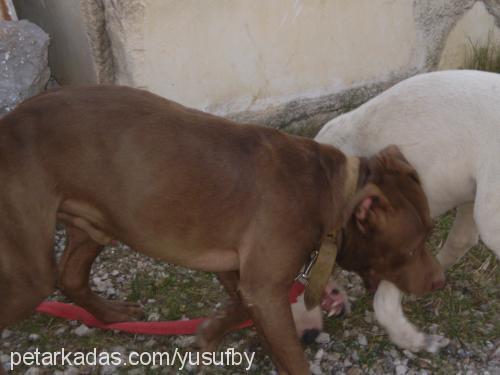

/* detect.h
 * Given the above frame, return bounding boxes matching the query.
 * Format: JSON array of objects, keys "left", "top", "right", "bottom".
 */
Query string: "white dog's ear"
[{"left": 342, "top": 183, "right": 392, "bottom": 234}]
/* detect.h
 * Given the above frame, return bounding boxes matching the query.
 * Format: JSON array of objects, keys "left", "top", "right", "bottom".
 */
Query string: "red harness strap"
[{"left": 35, "top": 281, "right": 306, "bottom": 336}]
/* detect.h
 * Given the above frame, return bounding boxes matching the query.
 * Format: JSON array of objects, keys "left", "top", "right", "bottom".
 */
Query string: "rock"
[
  {"left": 173, "top": 335, "right": 196, "bottom": 348},
  {"left": 314, "top": 348, "right": 324, "bottom": 362},
  {"left": 55, "top": 326, "right": 67, "bottom": 336},
  {"left": 1, "top": 329, "right": 12, "bottom": 339},
  {"left": 491, "top": 345, "right": 500, "bottom": 358},
  {"left": 328, "top": 352, "right": 341, "bottom": 362},
  {"left": 100, "top": 364, "right": 117, "bottom": 375},
  {"left": 1, "top": 354, "right": 11, "bottom": 371},
  {"left": 403, "top": 350, "right": 416, "bottom": 359},
  {"left": 28, "top": 333, "right": 40, "bottom": 341},
  {"left": 147, "top": 312, "right": 160, "bottom": 322},
  {"left": 127, "top": 369, "right": 145, "bottom": 375},
  {"left": 110, "top": 346, "right": 126, "bottom": 356},
  {"left": 73, "top": 324, "right": 92, "bottom": 336},
  {"left": 315, "top": 332, "right": 331, "bottom": 345},
  {"left": 347, "top": 367, "right": 363, "bottom": 375},
  {"left": 396, "top": 364, "right": 408, "bottom": 375},
  {"left": 0, "top": 20, "right": 50, "bottom": 115},
  {"left": 357, "top": 334, "right": 368, "bottom": 346},
  {"left": 24, "top": 368, "right": 43, "bottom": 375},
  {"left": 63, "top": 368, "right": 80, "bottom": 375},
  {"left": 363, "top": 310, "right": 373, "bottom": 324},
  {"left": 310, "top": 363, "right": 322, "bottom": 375}
]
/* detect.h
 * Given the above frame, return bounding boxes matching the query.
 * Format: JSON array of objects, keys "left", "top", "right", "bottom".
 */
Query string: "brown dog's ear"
[
  {"left": 342, "top": 183, "right": 392, "bottom": 234},
  {"left": 378, "top": 145, "right": 420, "bottom": 183}
]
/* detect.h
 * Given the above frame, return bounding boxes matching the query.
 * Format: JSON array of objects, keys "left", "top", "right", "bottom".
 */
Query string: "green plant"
[{"left": 464, "top": 31, "right": 500, "bottom": 73}]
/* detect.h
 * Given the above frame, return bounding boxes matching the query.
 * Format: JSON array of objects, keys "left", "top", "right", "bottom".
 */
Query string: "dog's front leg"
[
  {"left": 238, "top": 258, "right": 310, "bottom": 375},
  {"left": 374, "top": 280, "right": 449, "bottom": 353},
  {"left": 196, "top": 271, "right": 250, "bottom": 352}
]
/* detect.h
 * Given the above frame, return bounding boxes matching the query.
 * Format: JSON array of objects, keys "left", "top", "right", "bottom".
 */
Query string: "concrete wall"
[{"left": 13, "top": 0, "right": 500, "bottom": 134}]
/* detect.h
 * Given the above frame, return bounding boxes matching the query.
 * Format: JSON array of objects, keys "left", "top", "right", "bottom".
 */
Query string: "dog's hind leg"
[
  {"left": 0, "top": 245, "right": 55, "bottom": 375},
  {"left": 0, "top": 217, "right": 57, "bottom": 334},
  {"left": 473, "top": 182, "right": 500, "bottom": 259},
  {"left": 58, "top": 224, "right": 143, "bottom": 323},
  {"left": 437, "top": 203, "right": 478, "bottom": 269},
  {"left": 196, "top": 271, "right": 251, "bottom": 352}
]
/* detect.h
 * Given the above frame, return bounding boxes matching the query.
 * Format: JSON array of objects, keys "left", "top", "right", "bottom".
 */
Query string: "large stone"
[{"left": 0, "top": 20, "right": 50, "bottom": 115}]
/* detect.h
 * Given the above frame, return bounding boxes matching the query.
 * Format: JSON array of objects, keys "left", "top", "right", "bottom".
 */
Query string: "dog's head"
[{"left": 337, "top": 145, "right": 444, "bottom": 296}]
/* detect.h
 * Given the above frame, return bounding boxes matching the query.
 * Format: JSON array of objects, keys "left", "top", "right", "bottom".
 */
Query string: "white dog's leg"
[
  {"left": 291, "top": 294, "right": 323, "bottom": 344},
  {"left": 437, "top": 203, "right": 479, "bottom": 269},
  {"left": 290, "top": 279, "right": 351, "bottom": 344},
  {"left": 374, "top": 281, "right": 449, "bottom": 353},
  {"left": 473, "top": 181, "right": 500, "bottom": 259}
]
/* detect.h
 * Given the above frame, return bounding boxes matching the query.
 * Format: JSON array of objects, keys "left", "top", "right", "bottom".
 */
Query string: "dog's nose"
[
  {"left": 301, "top": 329, "right": 320, "bottom": 345},
  {"left": 431, "top": 278, "right": 446, "bottom": 291}
]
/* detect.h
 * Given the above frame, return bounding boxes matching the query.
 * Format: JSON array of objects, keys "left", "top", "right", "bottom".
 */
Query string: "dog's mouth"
[
  {"left": 320, "top": 290, "right": 338, "bottom": 312},
  {"left": 320, "top": 289, "right": 346, "bottom": 317}
]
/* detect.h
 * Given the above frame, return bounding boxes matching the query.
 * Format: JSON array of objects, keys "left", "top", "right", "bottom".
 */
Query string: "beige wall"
[
  {"left": 13, "top": 0, "right": 500, "bottom": 130},
  {"left": 141, "top": 0, "right": 417, "bottom": 115}
]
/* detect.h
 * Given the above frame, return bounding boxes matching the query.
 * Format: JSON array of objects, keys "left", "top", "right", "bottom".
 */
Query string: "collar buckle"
[{"left": 295, "top": 250, "right": 320, "bottom": 285}]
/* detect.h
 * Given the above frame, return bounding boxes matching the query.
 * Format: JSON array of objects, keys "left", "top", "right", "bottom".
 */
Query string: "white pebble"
[
  {"left": 73, "top": 324, "right": 92, "bottom": 337},
  {"left": 357, "top": 334, "right": 368, "bottom": 346},
  {"left": 315, "top": 332, "right": 331, "bottom": 345}
]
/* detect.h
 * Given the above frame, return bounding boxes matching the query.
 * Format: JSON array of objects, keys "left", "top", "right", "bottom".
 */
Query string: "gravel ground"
[{"left": 1, "top": 219, "right": 499, "bottom": 374}]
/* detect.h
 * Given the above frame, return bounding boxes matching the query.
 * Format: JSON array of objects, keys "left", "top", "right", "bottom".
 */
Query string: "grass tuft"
[{"left": 464, "top": 31, "right": 500, "bottom": 73}]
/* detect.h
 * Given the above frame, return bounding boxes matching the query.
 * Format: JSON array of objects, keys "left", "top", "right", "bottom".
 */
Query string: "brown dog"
[{"left": 0, "top": 86, "right": 444, "bottom": 374}]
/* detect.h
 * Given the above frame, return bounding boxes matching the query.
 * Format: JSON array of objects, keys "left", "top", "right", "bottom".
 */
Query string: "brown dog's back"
[{"left": 1, "top": 86, "right": 342, "bottom": 271}]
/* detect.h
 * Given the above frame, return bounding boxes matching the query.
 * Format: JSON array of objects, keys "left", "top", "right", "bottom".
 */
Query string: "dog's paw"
[
  {"left": 390, "top": 331, "right": 449, "bottom": 353},
  {"left": 424, "top": 334, "right": 450, "bottom": 353},
  {"left": 195, "top": 318, "right": 225, "bottom": 353},
  {"left": 93, "top": 299, "right": 144, "bottom": 323}
]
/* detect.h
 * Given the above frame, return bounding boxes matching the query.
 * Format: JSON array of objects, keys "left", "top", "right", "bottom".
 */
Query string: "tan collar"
[
  {"left": 301, "top": 156, "right": 360, "bottom": 310},
  {"left": 343, "top": 156, "right": 360, "bottom": 206}
]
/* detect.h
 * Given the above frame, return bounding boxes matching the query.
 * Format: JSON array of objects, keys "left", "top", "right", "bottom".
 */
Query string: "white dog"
[{"left": 313, "top": 70, "right": 500, "bottom": 352}]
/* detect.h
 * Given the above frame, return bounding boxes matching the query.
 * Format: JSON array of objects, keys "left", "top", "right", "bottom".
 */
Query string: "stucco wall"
[
  {"left": 141, "top": 0, "right": 417, "bottom": 115},
  {"left": 13, "top": 0, "right": 500, "bottom": 134}
]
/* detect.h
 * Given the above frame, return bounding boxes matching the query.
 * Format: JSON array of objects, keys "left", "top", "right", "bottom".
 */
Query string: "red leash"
[{"left": 35, "top": 282, "right": 305, "bottom": 336}]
